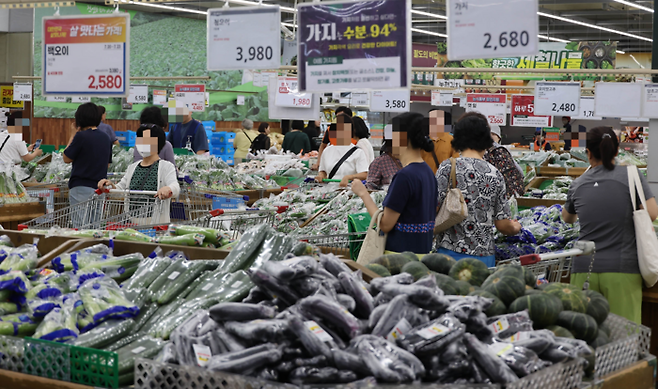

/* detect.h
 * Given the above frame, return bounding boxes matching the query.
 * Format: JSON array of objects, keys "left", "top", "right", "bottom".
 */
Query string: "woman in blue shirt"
[{"left": 352, "top": 112, "right": 438, "bottom": 254}]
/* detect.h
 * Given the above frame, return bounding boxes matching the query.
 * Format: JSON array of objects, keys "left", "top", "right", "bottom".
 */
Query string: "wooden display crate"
[
  {"left": 0, "top": 202, "right": 46, "bottom": 230},
  {"left": 536, "top": 165, "right": 588, "bottom": 177},
  {"left": 517, "top": 197, "right": 566, "bottom": 208}
]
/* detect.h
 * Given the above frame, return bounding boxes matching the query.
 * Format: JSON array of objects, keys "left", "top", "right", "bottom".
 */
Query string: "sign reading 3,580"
[{"left": 42, "top": 14, "right": 130, "bottom": 97}]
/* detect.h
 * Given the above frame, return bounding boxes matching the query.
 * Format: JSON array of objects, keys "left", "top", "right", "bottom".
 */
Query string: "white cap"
[{"left": 490, "top": 125, "right": 501, "bottom": 138}]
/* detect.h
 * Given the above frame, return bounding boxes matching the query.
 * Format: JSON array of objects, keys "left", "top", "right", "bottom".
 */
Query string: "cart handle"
[
  {"left": 208, "top": 205, "right": 288, "bottom": 217},
  {"left": 95, "top": 188, "right": 160, "bottom": 196},
  {"left": 17, "top": 224, "right": 27, "bottom": 231}
]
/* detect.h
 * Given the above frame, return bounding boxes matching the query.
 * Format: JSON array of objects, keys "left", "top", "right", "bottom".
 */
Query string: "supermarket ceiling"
[{"left": 39, "top": 0, "right": 658, "bottom": 52}]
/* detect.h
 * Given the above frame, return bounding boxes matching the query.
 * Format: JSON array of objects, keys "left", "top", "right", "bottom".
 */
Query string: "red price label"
[
  {"left": 293, "top": 97, "right": 311, "bottom": 107},
  {"left": 487, "top": 115, "right": 504, "bottom": 124},
  {"left": 88, "top": 75, "right": 123, "bottom": 90}
]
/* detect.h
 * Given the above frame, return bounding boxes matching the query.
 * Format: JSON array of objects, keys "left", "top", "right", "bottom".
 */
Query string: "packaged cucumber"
[
  {"left": 168, "top": 224, "right": 228, "bottom": 246},
  {"left": 0, "top": 271, "right": 31, "bottom": 294},
  {"left": 112, "top": 229, "right": 153, "bottom": 243},
  {"left": 186, "top": 271, "right": 253, "bottom": 303},
  {"left": 33, "top": 296, "right": 79, "bottom": 342},
  {"left": 132, "top": 303, "right": 159, "bottom": 333},
  {"left": 149, "top": 297, "right": 220, "bottom": 340},
  {"left": 154, "top": 233, "right": 205, "bottom": 247},
  {"left": 0, "top": 314, "right": 38, "bottom": 336},
  {"left": 81, "top": 252, "right": 144, "bottom": 272},
  {"left": 71, "top": 319, "right": 135, "bottom": 349},
  {"left": 0, "top": 244, "right": 39, "bottom": 274},
  {"left": 78, "top": 278, "right": 139, "bottom": 324},
  {"left": 153, "top": 261, "right": 219, "bottom": 305},
  {"left": 121, "top": 256, "right": 172, "bottom": 292},
  {"left": 0, "top": 235, "right": 13, "bottom": 247},
  {"left": 216, "top": 224, "right": 271, "bottom": 274},
  {"left": 116, "top": 335, "right": 168, "bottom": 374}
]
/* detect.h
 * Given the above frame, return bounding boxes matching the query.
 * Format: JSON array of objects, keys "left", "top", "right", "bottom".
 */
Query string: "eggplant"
[
  {"left": 294, "top": 355, "right": 328, "bottom": 368},
  {"left": 224, "top": 319, "right": 290, "bottom": 343},
  {"left": 214, "top": 326, "right": 245, "bottom": 352},
  {"left": 290, "top": 276, "right": 322, "bottom": 297},
  {"left": 289, "top": 366, "right": 357, "bottom": 385},
  {"left": 207, "top": 347, "right": 282, "bottom": 374},
  {"left": 368, "top": 303, "right": 388, "bottom": 329},
  {"left": 287, "top": 315, "right": 333, "bottom": 361},
  {"left": 371, "top": 294, "right": 412, "bottom": 337},
  {"left": 248, "top": 268, "right": 301, "bottom": 308},
  {"left": 397, "top": 314, "right": 466, "bottom": 356},
  {"left": 337, "top": 272, "right": 374, "bottom": 319},
  {"left": 378, "top": 283, "right": 449, "bottom": 312},
  {"left": 262, "top": 256, "right": 317, "bottom": 282},
  {"left": 370, "top": 273, "right": 414, "bottom": 294},
  {"left": 299, "top": 296, "right": 362, "bottom": 339},
  {"left": 462, "top": 333, "right": 519, "bottom": 384},
  {"left": 319, "top": 253, "right": 352, "bottom": 277},
  {"left": 208, "top": 302, "right": 276, "bottom": 322},
  {"left": 336, "top": 294, "right": 356, "bottom": 312},
  {"left": 332, "top": 348, "right": 370, "bottom": 376},
  {"left": 241, "top": 287, "right": 270, "bottom": 304}
]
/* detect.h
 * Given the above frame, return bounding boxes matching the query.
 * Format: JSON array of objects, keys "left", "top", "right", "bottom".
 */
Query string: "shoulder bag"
[
  {"left": 356, "top": 209, "right": 387, "bottom": 266},
  {"left": 434, "top": 157, "right": 468, "bottom": 234},
  {"left": 627, "top": 165, "right": 658, "bottom": 287},
  {"left": 328, "top": 147, "right": 358, "bottom": 179}
]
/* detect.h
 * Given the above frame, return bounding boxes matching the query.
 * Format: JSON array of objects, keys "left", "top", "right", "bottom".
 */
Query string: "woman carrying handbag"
[{"left": 562, "top": 126, "right": 658, "bottom": 324}]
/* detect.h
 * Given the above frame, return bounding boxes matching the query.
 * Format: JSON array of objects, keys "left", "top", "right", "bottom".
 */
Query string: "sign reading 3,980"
[{"left": 42, "top": 14, "right": 130, "bottom": 97}]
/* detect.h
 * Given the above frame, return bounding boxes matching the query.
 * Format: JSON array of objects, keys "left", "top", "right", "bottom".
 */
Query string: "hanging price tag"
[
  {"left": 594, "top": 82, "right": 642, "bottom": 118},
  {"left": 431, "top": 91, "right": 453, "bottom": 107},
  {"left": 534, "top": 82, "right": 581, "bottom": 116},
  {"left": 207, "top": 6, "right": 281, "bottom": 70},
  {"left": 351, "top": 92, "right": 369, "bottom": 106},
  {"left": 71, "top": 96, "right": 91, "bottom": 103},
  {"left": 46, "top": 96, "right": 67, "bottom": 102},
  {"left": 42, "top": 14, "right": 130, "bottom": 97},
  {"left": 153, "top": 90, "right": 167, "bottom": 106},
  {"left": 128, "top": 85, "right": 148, "bottom": 104},
  {"left": 510, "top": 94, "right": 552, "bottom": 127},
  {"left": 641, "top": 84, "right": 658, "bottom": 119},
  {"left": 370, "top": 90, "right": 410, "bottom": 113},
  {"left": 237, "top": 95, "right": 245, "bottom": 105},
  {"left": 174, "top": 84, "right": 206, "bottom": 112},
  {"left": 275, "top": 77, "right": 313, "bottom": 108},
  {"left": 572, "top": 97, "right": 602, "bottom": 120},
  {"left": 12, "top": 84, "right": 32, "bottom": 102},
  {"left": 465, "top": 93, "right": 507, "bottom": 125},
  {"left": 447, "top": 0, "right": 538, "bottom": 60}
]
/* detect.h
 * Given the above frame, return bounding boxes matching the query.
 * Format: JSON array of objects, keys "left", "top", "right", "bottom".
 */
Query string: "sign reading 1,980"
[
  {"left": 207, "top": 6, "right": 281, "bottom": 71},
  {"left": 43, "top": 14, "right": 130, "bottom": 97},
  {"left": 447, "top": 0, "right": 538, "bottom": 60}
]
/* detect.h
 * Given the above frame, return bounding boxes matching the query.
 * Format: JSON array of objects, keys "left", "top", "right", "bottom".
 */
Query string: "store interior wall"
[{"left": 0, "top": 9, "right": 33, "bottom": 83}]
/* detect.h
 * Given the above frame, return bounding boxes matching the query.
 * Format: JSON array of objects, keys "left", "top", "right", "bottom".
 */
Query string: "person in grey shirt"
[
  {"left": 97, "top": 106, "right": 120, "bottom": 146},
  {"left": 562, "top": 126, "right": 658, "bottom": 324},
  {"left": 133, "top": 106, "right": 176, "bottom": 166}
]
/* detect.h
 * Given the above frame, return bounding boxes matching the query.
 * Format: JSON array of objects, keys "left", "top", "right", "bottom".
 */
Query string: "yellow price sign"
[{"left": 0, "top": 86, "right": 24, "bottom": 109}]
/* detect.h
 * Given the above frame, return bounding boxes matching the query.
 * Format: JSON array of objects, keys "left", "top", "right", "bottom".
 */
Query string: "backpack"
[
  {"left": 250, "top": 134, "right": 270, "bottom": 152},
  {"left": 485, "top": 146, "right": 525, "bottom": 199}
]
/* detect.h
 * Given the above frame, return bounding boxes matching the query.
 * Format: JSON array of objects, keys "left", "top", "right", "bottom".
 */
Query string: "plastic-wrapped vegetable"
[
  {"left": 289, "top": 367, "right": 358, "bottom": 385},
  {"left": 378, "top": 282, "right": 449, "bottom": 312},
  {"left": 0, "top": 313, "right": 38, "bottom": 336},
  {"left": 487, "top": 310, "right": 534, "bottom": 340},
  {"left": 121, "top": 256, "right": 172, "bottom": 291},
  {"left": 71, "top": 319, "right": 135, "bottom": 349},
  {"left": 0, "top": 244, "right": 39, "bottom": 274},
  {"left": 354, "top": 335, "right": 419, "bottom": 382},
  {"left": 287, "top": 315, "right": 333, "bottom": 361},
  {"left": 397, "top": 314, "right": 465, "bottom": 356},
  {"left": 488, "top": 339, "right": 549, "bottom": 377},
  {"left": 152, "top": 260, "right": 218, "bottom": 305},
  {"left": 249, "top": 268, "right": 301, "bottom": 308},
  {"left": 217, "top": 225, "right": 270, "bottom": 274},
  {"left": 262, "top": 256, "right": 318, "bottom": 282},
  {"left": 154, "top": 233, "right": 205, "bottom": 246},
  {"left": 116, "top": 335, "right": 169, "bottom": 374},
  {"left": 168, "top": 224, "right": 227, "bottom": 246},
  {"left": 206, "top": 343, "right": 282, "bottom": 374},
  {"left": 78, "top": 277, "right": 139, "bottom": 324},
  {"left": 208, "top": 302, "right": 276, "bottom": 322},
  {"left": 224, "top": 319, "right": 290, "bottom": 343},
  {"left": 0, "top": 271, "right": 31, "bottom": 294},
  {"left": 299, "top": 295, "right": 362, "bottom": 339},
  {"left": 33, "top": 296, "right": 79, "bottom": 342},
  {"left": 154, "top": 343, "right": 178, "bottom": 364},
  {"left": 319, "top": 253, "right": 352, "bottom": 277},
  {"left": 463, "top": 333, "right": 519, "bottom": 384},
  {"left": 337, "top": 271, "right": 373, "bottom": 319}
]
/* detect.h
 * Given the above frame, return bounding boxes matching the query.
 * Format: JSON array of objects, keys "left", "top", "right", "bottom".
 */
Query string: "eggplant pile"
[{"left": 158, "top": 253, "right": 591, "bottom": 385}]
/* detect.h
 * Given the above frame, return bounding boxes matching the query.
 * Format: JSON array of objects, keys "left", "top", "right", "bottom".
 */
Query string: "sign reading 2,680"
[{"left": 483, "top": 31, "right": 530, "bottom": 51}]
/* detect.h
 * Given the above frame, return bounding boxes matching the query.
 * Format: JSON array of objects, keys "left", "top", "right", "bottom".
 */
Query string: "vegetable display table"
[{"left": 0, "top": 203, "right": 46, "bottom": 230}]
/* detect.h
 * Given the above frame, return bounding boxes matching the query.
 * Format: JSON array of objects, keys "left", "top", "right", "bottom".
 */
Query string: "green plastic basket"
[
  {"left": 23, "top": 337, "right": 70, "bottom": 382},
  {"left": 70, "top": 344, "right": 119, "bottom": 388},
  {"left": 39, "top": 145, "right": 56, "bottom": 154},
  {"left": 173, "top": 148, "right": 192, "bottom": 155}
]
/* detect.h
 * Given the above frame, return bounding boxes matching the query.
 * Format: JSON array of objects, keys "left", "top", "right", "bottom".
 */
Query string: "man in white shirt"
[
  {"left": 315, "top": 115, "right": 369, "bottom": 187},
  {"left": 0, "top": 120, "right": 42, "bottom": 164}
]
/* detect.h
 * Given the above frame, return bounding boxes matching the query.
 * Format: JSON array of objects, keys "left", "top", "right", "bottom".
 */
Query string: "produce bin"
[
  {"left": 593, "top": 313, "right": 651, "bottom": 379},
  {"left": 0, "top": 202, "right": 46, "bottom": 230}
]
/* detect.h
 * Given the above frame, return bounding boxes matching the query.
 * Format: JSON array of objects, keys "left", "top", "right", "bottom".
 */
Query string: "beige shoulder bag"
[{"left": 434, "top": 158, "right": 468, "bottom": 234}]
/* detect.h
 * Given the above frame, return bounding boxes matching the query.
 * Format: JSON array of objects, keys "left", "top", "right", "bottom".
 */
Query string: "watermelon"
[
  {"left": 546, "top": 325, "right": 575, "bottom": 339},
  {"left": 454, "top": 280, "right": 478, "bottom": 295},
  {"left": 369, "top": 254, "right": 413, "bottom": 275},
  {"left": 543, "top": 283, "right": 588, "bottom": 313},
  {"left": 584, "top": 290, "right": 610, "bottom": 325},
  {"left": 508, "top": 293, "right": 563, "bottom": 328},
  {"left": 522, "top": 267, "right": 537, "bottom": 287},
  {"left": 421, "top": 253, "right": 456, "bottom": 275},
  {"left": 434, "top": 273, "right": 460, "bottom": 295},
  {"left": 556, "top": 311, "right": 599, "bottom": 343},
  {"left": 366, "top": 264, "right": 391, "bottom": 278},
  {"left": 468, "top": 290, "right": 507, "bottom": 317},
  {"left": 589, "top": 330, "right": 610, "bottom": 349},
  {"left": 401, "top": 262, "right": 431, "bottom": 281},
  {"left": 481, "top": 268, "right": 526, "bottom": 306},
  {"left": 448, "top": 258, "right": 490, "bottom": 286}
]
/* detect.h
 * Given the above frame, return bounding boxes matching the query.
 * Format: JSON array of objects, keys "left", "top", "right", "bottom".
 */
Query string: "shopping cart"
[
  {"left": 171, "top": 175, "right": 250, "bottom": 221},
  {"left": 493, "top": 240, "right": 595, "bottom": 283},
  {"left": 24, "top": 181, "right": 70, "bottom": 213},
  {"left": 296, "top": 232, "right": 366, "bottom": 259}
]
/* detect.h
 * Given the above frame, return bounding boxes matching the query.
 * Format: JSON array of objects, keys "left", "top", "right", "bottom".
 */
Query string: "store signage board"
[
  {"left": 267, "top": 76, "right": 321, "bottom": 120},
  {"left": 275, "top": 76, "right": 313, "bottom": 108},
  {"left": 534, "top": 82, "right": 580, "bottom": 116},
  {"left": 572, "top": 97, "right": 601, "bottom": 120},
  {"left": 642, "top": 83, "right": 658, "bottom": 119},
  {"left": 128, "top": 85, "right": 148, "bottom": 104},
  {"left": 42, "top": 14, "right": 130, "bottom": 97},
  {"left": 370, "top": 90, "right": 410, "bottom": 112},
  {"left": 431, "top": 91, "right": 453, "bottom": 107},
  {"left": 465, "top": 93, "right": 507, "bottom": 125},
  {"left": 207, "top": 6, "right": 281, "bottom": 71},
  {"left": 297, "top": 0, "right": 411, "bottom": 92},
  {"left": 594, "top": 82, "right": 642, "bottom": 118},
  {"left": 510, "top": 95, "right": 552, "bottom": 127},
  {"left": 12, "top": 84, "right": 31, "bottom": 102},
  {"left": 0, "top": 86, "right": 23, "bottom": 109},
  {"left": 174, "top": 84, "right": 205, "bottom": 112},
  {"left": 447, "top": 0, "right": 539, "bottom": 60},
  {"left": 153, "top": 90, "right": 167, "bottom": 106}
]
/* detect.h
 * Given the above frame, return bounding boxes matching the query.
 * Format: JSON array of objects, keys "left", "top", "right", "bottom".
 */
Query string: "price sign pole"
[
  {"left": 207, "top": 6, "right": 281, "bottom": 70},
  {"left": 370, "top": 90, "right": 410, "bottom": 113},
  {"left": 128, "top": 85, "right": 149, "bottom": 104},
  {"left": 447, "top": 0, "right": 538, "bottom": 60},
  {"left": 13, "top": 83, "right": 32, "bottom": 102},
  {"left": 275, "top": 77, "right": 313, "bottom": 108},
  {"left": 465, "top": 93, "right": 507, "bottom": 126},
  {"left": 43, "top": 14, "right": 129, "bottom": 97},
  {"left": 534, "top": 82, "right": 581, "bottom": 116}
]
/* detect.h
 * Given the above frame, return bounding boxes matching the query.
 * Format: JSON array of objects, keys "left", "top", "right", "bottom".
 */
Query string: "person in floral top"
[
  {"left": 484, "top": 125, "right": 525, "bottom": 199},
  {"left": 435, "top": 112, "right": 522, "bottom": 266},
  {"left": 366, "top": 140, "right": 402, "bottom": 190}
]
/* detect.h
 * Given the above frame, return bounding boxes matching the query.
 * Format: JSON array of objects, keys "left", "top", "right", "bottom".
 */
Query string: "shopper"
[
  {"left": 435, "top": 112, "right": 521, "bottom": 267},
  {"left": 352, "top": 112, "right": 437, "bottom": 254},
  {"left": 303, "top": 120, "right": 321, "bottom": 151},
  {"left": 314, "top": 115, "right": 368, "bottom": 187},
  {"left": 250, "top": 122, "right": 271, "bottom": 153},
  {"left": 97, "top": 106, "right": 119, "bottom": 146},
  {"left": 167, "top": 107, "right": 209, "bottom": 155},
  {"left": 562, "top": 116, "right": 572, "bottom": 151},
  {"left": 282, "top": 120, "right": 311, "bottom": 155},
  {"left": 63, "top": 102, "right": 113, "bottom": 227},
  {"left": 485, "top": 124, "right": 525, "bottom": 199},
  {"left": 563, "top": 126, "right": 658, "bottom": 324},
  {"left": 0, "top": 116, "right": 42, "bottom": 164},
  {"left": 421, "top": 110, "right": 459, "bottom": 174},
  {"left": 365, "top": 140, "right": 402, "bottom": 190},
  {"left": 99, "top": 124, "right": 180, "bottom": 224},
  {"left": 312, "top": 106, "right": 352, "bottom": 170},
  {"left": 352, "top": 116, "right": 375, "bottom": 164},
  {"left": 134, "top": 106, "right": 175, "bottom": 165},
  {"left": 233, "top": 119, "right": 259, "bottom": 161},
  {"left": 534, "top": 132, "right": 551, "bottom": 151}
]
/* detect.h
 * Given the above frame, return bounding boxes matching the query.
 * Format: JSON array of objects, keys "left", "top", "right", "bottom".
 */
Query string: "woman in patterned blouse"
[
  {"left": 365, "top": 140, "right": 402, "bottom": 190},
  {"left": 435, "top": 112, "right": 521, "bottom": 267}
]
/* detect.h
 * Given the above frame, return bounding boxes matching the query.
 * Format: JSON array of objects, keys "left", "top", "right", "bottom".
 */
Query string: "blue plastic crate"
[
  {"left": 211, "top": 196, "right": 245, "bottom": 210},
  {"left": 216, "top": 145, "right": 235, "bottom": 155},
  {"left": 219, "top": 154, "right": 234, "bottom": 165},
  {"left": 202, "top": 121, "right": 216, "bottom": 132},
  {"left": 116, "top": 131, "right": 136, "bottom": 143}
]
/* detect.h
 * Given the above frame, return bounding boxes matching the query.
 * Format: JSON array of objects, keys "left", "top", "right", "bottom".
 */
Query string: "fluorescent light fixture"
[
  {"left": 537, "top": 34, "right": 570, "bottom": 43},
  {"left": 410, "top": 9, "right": 447, "bottom": 20},
  {"left": 133, "top": 2, "right": 206, "bottom": 14},
  {"left": 225, "top": 0, "right": 295, "bottom": 13},
  {"left": 411, "top": 27, "right": 447, "bottom": 38},
  {"left": 538, "top": 11, "right": 652, "bottom": 42},
  {"left": 617, "top": 50, "right": 626, "bottom": 54},
  {"left": 613, "top": 0, "right": 653, "bottom": 13},
  {"left": 0, "top": 1, "right": 74, "bottom": 8}
]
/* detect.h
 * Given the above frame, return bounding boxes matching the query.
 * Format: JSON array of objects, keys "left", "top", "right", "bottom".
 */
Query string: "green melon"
[
  {"left": 468, "top": 290, "right": 507, "bottom": 317},
  {"left": 366, "top": 264, "right": 391, "bottom": 278},
  {"left": 522, "top": 267, "right": 537, "bottom": 287},
  {"left": 369, "top": 253, "right": 413, "bottom": 275},
  {"left": 448, "top": 258, "right": 490, "bottom": 286},
  {"left": 589, "top": 330, "right": 610, "bottom": 349},
  {"left": 401, "top": 261, "right": 431, "bottom": 281},
  {"left": 435, "top": 273, "right": 460, "bottom": 295},
  {"left": 546, "top": 325, "right": 575, "bottom": 339},
  {"left": 508, "top": 293, "right": 563, "bottom": 328},
  {"left": 421, "top": 253, "right": 456, "bottom": 275},
  {"left": 584, "top": 290, "right": 610, "bottom": 325},
  {"left": 543, "top": 283, "right": 589, "bottom": 313},
  {"left": 481, "top": 269, "right": 526, "bottom": 306},
  {"left": 556, "top": 311, "right": 599, "bottom": 343},
  {"left": 454, "top": 280, "right": 478, "bottom": 295}
]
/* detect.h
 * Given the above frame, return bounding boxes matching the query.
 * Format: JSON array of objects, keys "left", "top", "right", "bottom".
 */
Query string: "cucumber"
[
  {"left": 72, "top": 319, "right": 135, "bottom": 349},
  {"left": 153, "top": 262, "right": 217, "bottom": 305},
  {"left": 168, "top": 224, "right": 226, "bottom": 245},
  {"left": 249, "top": 233, "right": 297, "bottom": 270},
  {"left": 115, "top": 335, "right": 168, "bottom": 374},
  {"left": 177, "top": 271, "right": 210, "bottom": 300},
  {"left": 121, "top": 257, "right": 173, "bottom": 292},
  {"left": 216, "top": 225, "right": 271, "bottom": 274},
  {"left": 146, "top": 259, "right": 193, "bottom": 301},
  {"left": 154, "top": 233, "right": 205, "bottom": 247}
]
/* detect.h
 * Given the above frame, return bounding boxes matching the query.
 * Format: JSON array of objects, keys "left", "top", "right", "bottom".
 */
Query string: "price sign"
[
  {"left": 42, "top": 14, "right": 130, "bottom": 97},
  {"left": 465, "top": 93, "right": 507, "bottom": 125},
  {"left": 128, "top": 85, "right": 148, "bottom": 104},
  {"left": 447, "top": 0, "right": 538, "bottom": 60},
  {"left": 370, "top": 90, "right": 410, "bottom": 112},
  {"left": 351, "top": 92, "right": 369, "bottom": 106},
  {"left": 12, "top": 84, "right": 32, "bottom": 102},
  {"left": 572, "top": 97, "right": 602, "bottom": 120},
  {"left": 237, "top": 95, "right": 245, "bottom": 106},
  {"left": 534, "top": 82, "right": 581, "bottom": 116},
  {"left": 207, "top": 6, "right": 281, "bottom": 70},
  {"left": 431, "top": 91, "right": 453, "bottom": 107},
  {"left": 275, "top": 77, "right": 313, "bottom": 108},
  {"left": 594, "top": 82, "right": 642, "bottom": 118},
  {"left": 642, "top": 84, "right": 658, "bottom": 119},
  {"left": 153, "top": 90, "right": 167, "bottom": 106},
  {"left": 46, "top": 96, "right": 66, "bottom": 102},
  {"left": 174, "top": 84, "right": 206, "bottom": 112},
  {"left": 71, "top": 96, "right": 91, "bottom": 103},
  {"left": 510, "top": 95, "right": 552, "bottom": 127}
]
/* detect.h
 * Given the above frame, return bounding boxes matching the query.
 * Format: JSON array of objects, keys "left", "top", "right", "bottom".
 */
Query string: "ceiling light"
[
  {"left": 411, "top": 27, "right": 447, "bottom": 38},
  {"left": 617, "top": 50, "right": 626, "bottom": 54},
  {"left": 613, "top": 0, "right": 653, "bottom": 13},
  {"left": 133, "top": 2, "right": 206, "bottom": 14},
  {"left": 538, "top": 11, "right": 652, "bottom": 42},
  {"left": 410, "top": 9, "right": 447, "bottom": 20},
  {"left": 537, "top": 34, "right": 570, "bottom": 43}
]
